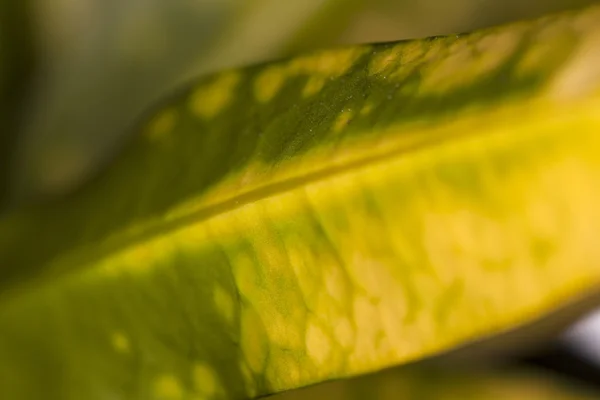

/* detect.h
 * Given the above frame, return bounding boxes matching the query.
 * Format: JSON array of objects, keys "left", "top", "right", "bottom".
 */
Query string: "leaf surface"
[{"left": 2, "top": 5, "right": 600, "bottom": 399}]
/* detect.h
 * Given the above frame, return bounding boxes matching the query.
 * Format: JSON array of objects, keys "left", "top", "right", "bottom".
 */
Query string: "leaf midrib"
[
  {"left": 6, "top": 95, "right": 580, "bottom": 304},
  {"left": 53, "top": 103, "right": 535, "bottom": 273}
]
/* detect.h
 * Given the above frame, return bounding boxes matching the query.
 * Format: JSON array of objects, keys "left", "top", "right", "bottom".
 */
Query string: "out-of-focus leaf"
[
  {"left": 2, "top": 4, "right": 600, "bottom": 399},
  {"left": 276, "top": 366, "right": 597, "bottom": 400},
  {"left": 0, "top": 0, "right": 35, "bottom": 209},
  {"left": 282, "top": 0, "right": 368, "bottom": 54},
  {"left": 340, "top": 0, "right": 600, "bottom": 44}
]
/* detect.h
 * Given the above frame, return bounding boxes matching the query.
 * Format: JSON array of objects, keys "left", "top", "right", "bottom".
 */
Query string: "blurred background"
[{"left": 3, "top": 0, "right": 600, "bottom": 398}]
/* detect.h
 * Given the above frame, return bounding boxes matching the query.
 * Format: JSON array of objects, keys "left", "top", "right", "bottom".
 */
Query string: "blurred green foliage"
[
  {"left": 0, "top": 1, "right": 34, "bottom": 209},
  {"left": 276, "top": 366, "right": 596, "bottom": 400}
]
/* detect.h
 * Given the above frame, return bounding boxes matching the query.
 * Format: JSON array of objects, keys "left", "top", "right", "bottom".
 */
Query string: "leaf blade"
[{"left": 2, "top": 5, "right": 600, "bottom": 399}]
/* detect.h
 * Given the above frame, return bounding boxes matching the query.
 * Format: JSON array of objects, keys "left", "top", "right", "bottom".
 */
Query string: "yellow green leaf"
[{"left": 2, "top": 4, "right": 600, "bottom": 399}]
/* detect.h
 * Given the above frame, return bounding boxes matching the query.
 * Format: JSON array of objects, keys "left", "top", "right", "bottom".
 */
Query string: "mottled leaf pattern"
[{"left": 1, "top": 4, "right": 600, "bottom": 400}]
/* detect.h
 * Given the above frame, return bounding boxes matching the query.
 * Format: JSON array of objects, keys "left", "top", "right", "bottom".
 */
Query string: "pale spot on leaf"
[
  {"left": 359, "top": 102, "right": 374, "bottom": 116},
  {"left": 265, "top": 352, "right": 302, "bottom": 391},
  {"left": 213, "top": 285, "right": 235, "bottom": 325},
  {"left": 240, "top": 362, "right": 258, "bottom": 398},
  {"left": 190, "top": 72, "right": 240, "bottom": 119},
  {"left": 154, "top": 375, "right": 183, "bottom": 400},
  {"left": 549, "top": 31, "right": 600, "bottom": 100},
  {"left": 419, "top": 41, "right": 474, "bottom": 93},
  {"left": 240, "top": 308, "right": 268, "bottom": 373},
  {"left": 263, "top": 307, "right": 304, "bottom": 350},
  {"left": 193, "top": 363, "right": 219, "bottom": 397},
  {"left": 111, "top": 331, "right": 130, "bottom": 354},
  {"left": 333, "top": 318, "right": 355, "bottom": 349},
  {"left": 254, "top": 66, "right": 286, "bottom": 103},
  {"left": 233, "top": 253, "right": 259, "bottom": 299},
  {"left": 287, "top": 240, "right": 321, "bottom": 308},
  {"left": 324, "top": 266, "right": 349, "bottom": 306},
  {"left": 146, "top": 108, "right": 177, "bottom": 142},
  {"left": 475, "top": 29, "right": 521, "bottom": 70},
  {"left": 351, "top": 296, "right": 382, "bottom": 364},
  {"left": 369, "top": 47, "right": 401, "bottom": 76},
  {"left": 333, "top": 109, "right": 354, "bottom": 133},
  {"left": 288, "top": 47, "right": 368, "bottom": 77},
  {"left": 516, "top": 22, "right": 571, "bottom": 79},
  {"left": 306, "top": 322, "right": 332, "bottom": 366},
  {"left": 302, "top": 76, "right": 326, "bottom": 97}
]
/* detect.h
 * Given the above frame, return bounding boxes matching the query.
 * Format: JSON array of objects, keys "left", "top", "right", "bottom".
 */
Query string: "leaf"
[
  {"left": 275, "top": 366, "right": 598, "bottom": 400},
  {"left": 2, "top": 4, "right": 600, "bottom": 399},
  {"left": 339, "top": 0, "right": 600, "bottom": 44},
  {"left": 0, "top": 0, "right": 34, "bottom": 208}
]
